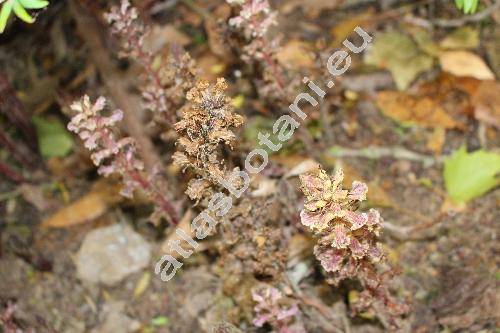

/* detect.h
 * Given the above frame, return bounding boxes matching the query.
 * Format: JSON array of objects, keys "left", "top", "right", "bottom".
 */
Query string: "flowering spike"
[
  {"left": 299, "top": 167, "right": 409, "bottom": 328},
  {"left": 69, "top": 95, "right": 177, "bottom": 225}
]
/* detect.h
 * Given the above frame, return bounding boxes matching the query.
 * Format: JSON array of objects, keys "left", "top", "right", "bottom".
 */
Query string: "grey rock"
[{"left": 75, "top": 224, "right": 151, "bottom": 285}]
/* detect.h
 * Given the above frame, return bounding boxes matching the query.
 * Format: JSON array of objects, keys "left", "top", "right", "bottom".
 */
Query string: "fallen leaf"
[
  {"left": 197, "top": 53, "right": 226, "bottom": 81},
  {"left": 133, "top": 272, "right": 151, "bottom": 298},
  {"left": 276, "top": 40, "right": 315, "bottom": 69},
  {"left": 41, "top": 180, "right": 123, "bottom": 228},
  {"left": 144, "top": 25, "right": 191, "bottom": 54},
  {"left": 251, "top": 178, "right": 277, "bottom": 197},
  {"left": 365, "top": 31, "right": 434, "bottom": 90},
  {"left": 284, "top": 159, "right": 320, "bottom": 178},
  {"left": 444, "top": 146, "right": 500, "bottom": 204},
  {"left": 376, "top": 91, "right": 459, "bottom": 129},
  {"left": 470, "top": 80, "right": 500, "bottom": 128},
  {"left": 280, "top": 0, "right": 338, "bottom": 17},
  {"left": 439, "top": 50, "right": 495, "bottom": 80},
  {"left": 330, "top": 10, "right": 373, "bottom": 47},
  {"left": 439, "top": 26, "right": 479, "bottom": 50},
  {"left": 426, "top": 127, "right": 446, "bottom": 154},
  {"left": 32, "top": 116, "right": 74, "bottom": 158},
  {"left": 484, "top": 27, "right": 500, "bottom": 77},
  {"left": 408, "top": 27, "right": 440, "bottom": 57},
  {"left": 343, "top": 164, "right": 393, "bottom": 207}
]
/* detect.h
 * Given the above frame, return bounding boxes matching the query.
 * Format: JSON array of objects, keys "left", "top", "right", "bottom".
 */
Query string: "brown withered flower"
[{"left": 172, "top": 78, "right": 244, "bottom": 199}]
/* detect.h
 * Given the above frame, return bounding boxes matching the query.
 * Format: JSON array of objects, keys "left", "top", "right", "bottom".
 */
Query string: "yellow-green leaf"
[
  {"left": 32, "top": 116, "right": 74, "bottom": 158},
  {"left": 444, "top": 146, "right": 500, "bottom": 204},
  {"left": 12, "top": 0, "right": 34, "bottom": 23}
]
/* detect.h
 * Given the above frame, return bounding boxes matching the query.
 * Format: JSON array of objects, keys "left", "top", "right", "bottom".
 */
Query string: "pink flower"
[{"left": 252, "top": 285, "right": 302, "bottom": 332}]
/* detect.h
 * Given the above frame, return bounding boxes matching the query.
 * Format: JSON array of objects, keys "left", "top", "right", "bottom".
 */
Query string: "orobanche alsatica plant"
[
  {"left": 105, "top": 0, "right": 196, "bottom": 125},
  {"left": 172, "top": 78, "right": 245, "bottom": 200},
  {"left": 68, "top": 95, "right": 178, "bottom": 225},
  {"left": 299, "top": 167, "right": 409, "bottom": 329}
]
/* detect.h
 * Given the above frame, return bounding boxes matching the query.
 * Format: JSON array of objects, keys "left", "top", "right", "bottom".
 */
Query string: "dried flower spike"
[
  {"left": 173, "top": 78, "right": 244, "bottom": 193},
  {"left": 69, "top": 95, "right": 178, "bottom": 224}
]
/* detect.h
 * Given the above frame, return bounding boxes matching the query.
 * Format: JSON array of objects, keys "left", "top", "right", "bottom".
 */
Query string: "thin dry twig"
[
  {"left": 329, "top": 146, "right": 442, "bottom": 167},
  {"left": 431, "top": 0, "right": 500, "bottom": 27}
]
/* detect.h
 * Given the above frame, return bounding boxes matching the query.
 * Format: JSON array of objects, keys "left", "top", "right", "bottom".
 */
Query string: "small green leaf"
[
  {"left": 455, "top": 0, "right": 479, "bottom": 14},
  {"left": 151, "top": 316, "right": 169, "bottom": 327},
  {"left": 444, "top": 146, "right": 500, "bottom": 204},
  {"left": 18, "top": 0, "right": 49, "bottom": 9},
  {"left": 0, "top": 0, "right": 14, "bottom": 33},
  {"left": 32, "top": 116, "right": 74, "bottom": 158},
  {"left": 12, "top": 0, "right": 34, "bottom": 23}
]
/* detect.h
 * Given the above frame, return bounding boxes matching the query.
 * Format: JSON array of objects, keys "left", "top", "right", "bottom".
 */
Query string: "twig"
[
  {"left": 382, "top": 212, "right": 449, "bottom": 241},
  {"left": 431, "top": 0, "right": 500, "bottom": 27},
  {"left": 0, "top": 162, "right": 25, "bottom": 183},
  {"left": 328, "top": 146, "right": 442, "bottom": 167},
  {"left": 180, "top": 0, "right": 213, "bottom": 20},
  {"left": 0, "top": 71, "right": 38, "bottom": 153}
]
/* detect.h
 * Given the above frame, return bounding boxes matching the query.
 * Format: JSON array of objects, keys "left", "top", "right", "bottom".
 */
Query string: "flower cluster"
[
  {"left": 69, "top": 95, "right": 178, "bottom": 224},
  {"left": 299, "top": 168, "right": 382, "bottom": 281},
  {"left": 105, "top": 1, "right": 196, "bottom": 124},
  {"left": 172, "top": 78, "right": 244, "bottom": 197},
  {"left": 104, "top": 0, "right": 146, "bottom": 60},
  {"left": 227, "top": 0, "right": 287, "bottom": 99},
  {"left": 228, "top": 0, "right": 277, "bottom": 39},
  {"left": 299, "top": 167, "right": 409, "bottom": 328},
  {"left": 252, "top": 285, "right": 303, "bottom": 333}
]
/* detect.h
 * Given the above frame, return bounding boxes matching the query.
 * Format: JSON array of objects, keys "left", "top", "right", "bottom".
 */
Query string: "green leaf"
[
  {"left": 18, "top": 0, "right": 49, "bottom": 9},
  {"left": 32, "top": 116, "right": 74, "bottom": 158},
  {"left": 12, "top": 0, "right": 34, "bottom": 23},
  {"left": 444, "top": 146, "right": 500, "bottom": 204},
  {"left": 0, "top": 0, "right": 48, "bottom": 33},
  {"left": 151, "top": 316, "right": 169, "bottom": 327},
  {"left": 455, "top": 0, "right": 479, "bottom": 14},
  {"left": 0, "top": 0, "right": 14, "bottom": 33}
]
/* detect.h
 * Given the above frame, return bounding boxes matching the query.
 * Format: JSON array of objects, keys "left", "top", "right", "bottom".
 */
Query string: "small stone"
[
  {"left": 98, "top": 301, "right": 141, "bottom": 333},
  {"left": 75, "top": 224, "right": 151, "bottom": 285}
]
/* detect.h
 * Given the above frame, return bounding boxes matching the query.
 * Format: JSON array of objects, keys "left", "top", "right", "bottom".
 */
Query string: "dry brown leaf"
[
  {"left": 197, "top": 53, "right": 226, "bottom": 81},
  {"left": 471, "top": 80, "right": 500, "bottom": 128},
  {"left": 276, "top": 40, "right": 315, "bottom": 69},
  {"left": 280, "top": 0, "right": 338, "bottom": 17},
  {"left": 41, "top": 180, "right": 123, "bottom": 228},
  {"left": 284, "top": 159, "right": 320, "bottom": 178},
  {"left": 343, "top": 164, "right": 393, "bottom": 207},
  {"left": 426, "top": 127, "right": 446, "bottom": 154},
  {"left": 376, "top": 91, "right": 459, "bottom": 129},
  {"left": 144, "top": 25, "right": 190, "bottom": 53},
  {"left": 330, "top": 10, "right": 373, "bottom": 47},
  {"left": 439, "top": 51, "right": 495, "bottom": 80}
]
